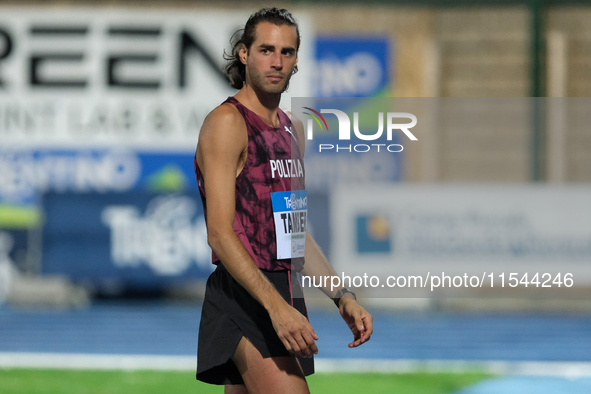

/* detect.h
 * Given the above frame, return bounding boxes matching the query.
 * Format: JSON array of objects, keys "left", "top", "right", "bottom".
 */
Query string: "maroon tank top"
[{"left": 194, "top": 97, "right": 306, "bottom": 271}]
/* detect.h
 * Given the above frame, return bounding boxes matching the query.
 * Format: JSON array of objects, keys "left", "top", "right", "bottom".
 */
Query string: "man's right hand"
[{"left": 269, "top": 304, "right": 319, "bottom": 358}]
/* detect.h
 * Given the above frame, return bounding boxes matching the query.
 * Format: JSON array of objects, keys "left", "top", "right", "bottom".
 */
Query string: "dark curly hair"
[{"left": 224, "top": 7, "right": 301, "bottom": 90}]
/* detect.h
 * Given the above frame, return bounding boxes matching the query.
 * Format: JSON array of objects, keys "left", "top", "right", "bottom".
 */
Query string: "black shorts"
[{"left": 196, "top": 263, "right": 314, "bottom": 385}]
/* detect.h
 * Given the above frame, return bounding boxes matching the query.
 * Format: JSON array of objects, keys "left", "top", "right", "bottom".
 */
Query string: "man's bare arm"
[
  {"left": 197, "top": 104, "right": 318, "bottom": 357},
  {"left": 291, "top": 113, "right": 373, "bottom": 348},
  {"left": 301, "top": 233, "right": 373, "bottom": 348}
]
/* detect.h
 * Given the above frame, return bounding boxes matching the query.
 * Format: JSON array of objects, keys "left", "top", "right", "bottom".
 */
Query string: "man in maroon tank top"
[{"left": 194, "top": 8, "right": 373, "bottom": 394}]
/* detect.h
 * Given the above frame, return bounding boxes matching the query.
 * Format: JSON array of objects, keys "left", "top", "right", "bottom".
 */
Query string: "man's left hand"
[{"left": 339, "top": 297, "right": 373, "bottom": 348}]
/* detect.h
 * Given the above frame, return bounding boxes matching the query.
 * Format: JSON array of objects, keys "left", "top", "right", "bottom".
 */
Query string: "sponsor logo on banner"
[
  {"left": 0, "top": 9, "right": 310, "bottom": 147},
  {"left": 42, "top": 192, "right": 212, "bottom": 283},
  {"left": 101, "top": 195, "right": 210, "bottom": 276},
  {"left": 0, "top": 149, "right": 141, "bottom": 203},
  {"left": 313, "top": 37, "right": 390, "bottom": 97},
  {"left": 356, "top": 214, "right": 392, "bottom": 253}
]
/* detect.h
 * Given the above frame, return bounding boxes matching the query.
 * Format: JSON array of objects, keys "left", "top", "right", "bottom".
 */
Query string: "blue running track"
[
  {"left": 2, "top": 302, "right": 591, "bottom": 393},
  {"left": 1, "top": 302, "right": 590, "bottom": 361}
]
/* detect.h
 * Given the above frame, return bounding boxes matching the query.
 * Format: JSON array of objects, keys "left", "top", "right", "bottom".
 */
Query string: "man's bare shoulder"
[
  {"left": 200, "top": 102, "right": 246, "bottom": 141},
  {"left": 196, "top": 102, "right": 248, "bottom": 169}
]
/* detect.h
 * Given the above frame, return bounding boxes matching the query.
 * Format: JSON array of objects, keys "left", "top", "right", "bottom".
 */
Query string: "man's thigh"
[{"left": 231, "top": 336, "right": 310, "bottom": 394}]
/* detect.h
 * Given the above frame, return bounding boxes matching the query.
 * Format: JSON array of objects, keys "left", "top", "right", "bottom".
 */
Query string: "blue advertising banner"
[
  {"left": 313, "top": 37, "right": 391, "bottom": 97},
  {"left": 42, "top": 192, "right": 213, "bottom": 286},
  {"left": 0, "top": 149, "right": 198, "bottom": 204},
  {"left": 0, "top": 148, "right": 199, "bottom": 234},
  {"left": 41, "top": 191, "right": 331, "bottom": 286}
]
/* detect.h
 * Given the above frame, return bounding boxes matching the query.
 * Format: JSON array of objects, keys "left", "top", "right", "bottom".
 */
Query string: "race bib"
[{"left": 271, "top": 190, "right": 307, "bottom": 259}]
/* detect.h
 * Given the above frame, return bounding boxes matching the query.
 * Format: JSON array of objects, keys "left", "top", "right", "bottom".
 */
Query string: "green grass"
[
  {"left": 0, "top": 369, "right": 492, "bottom": 394},
  {"left": 308, "top": 372, "right": 490, "bottom": 393}
]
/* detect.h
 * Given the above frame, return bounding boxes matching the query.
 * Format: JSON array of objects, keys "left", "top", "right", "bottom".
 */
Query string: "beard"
[{"left": 247, "top": 66, "right": 294, "bottom": 94}]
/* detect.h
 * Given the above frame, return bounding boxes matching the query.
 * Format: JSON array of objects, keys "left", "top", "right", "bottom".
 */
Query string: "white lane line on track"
[
  {"left": 2, "top": 353, "right": 591, "bottom": 377},
  {"left": 0, "top": 353, "right": 196, "bottom": 371}
]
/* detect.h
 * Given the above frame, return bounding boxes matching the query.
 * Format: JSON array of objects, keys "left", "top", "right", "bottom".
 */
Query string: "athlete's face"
[{"left": 240, "top": 22, "right": 298, "bottom": 94}]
